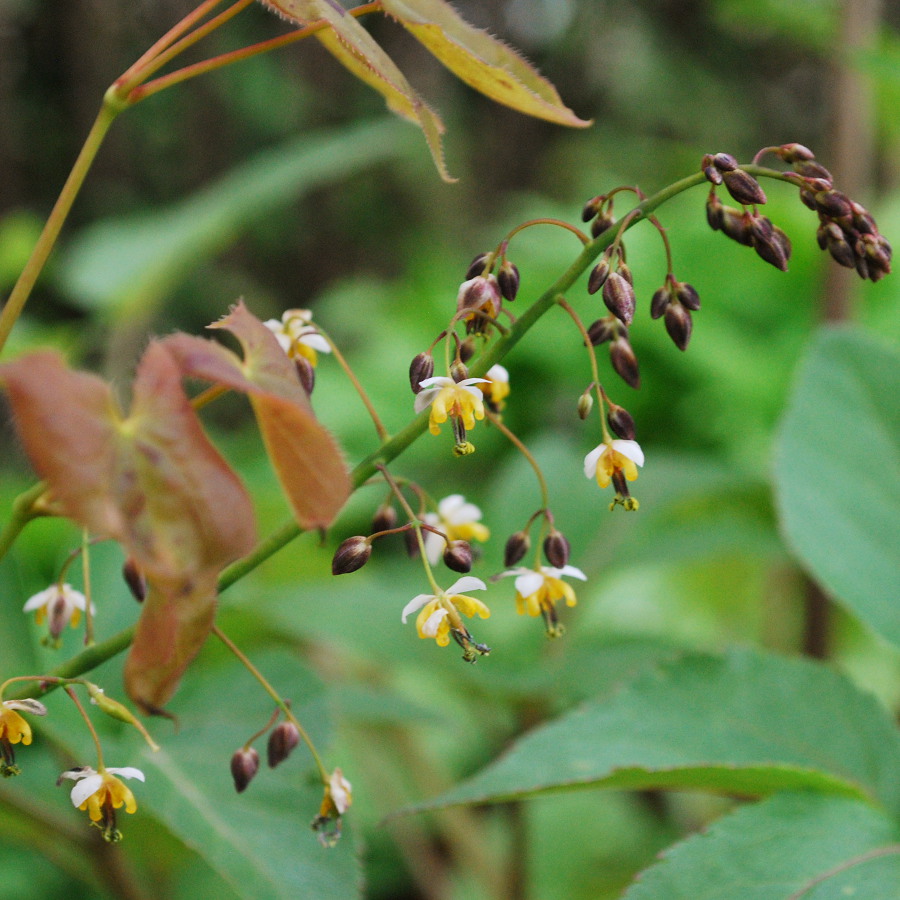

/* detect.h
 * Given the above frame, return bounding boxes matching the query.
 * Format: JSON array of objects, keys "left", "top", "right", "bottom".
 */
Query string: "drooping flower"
[
  {"left": 583, "top": 439, "right": 644, "bottom": 509},
  {"left": 0, "top": 698, "right": 47, "bottom": 777},
  {"left": 456, "top": 275, "right": 502, "bottom": 333},
  {"left": 478, "top": 364, "right": 510, "bottom": 413},
  {"left": 59, "top": 765, "right": 145, "bottom": 843},
  {"left": 414, "top": 376, "right": 488, "bottom": 440},
  {"left": 264, "top": 308, "right": 331, "bottom": 366},
  {"left": 312, "top": 767, "right": 353, "bottom": 847},
  {"left": 499, "top": 564, "right": 587, "bottom": 636},
  {"left": 401, "top": 576, "right": 490, "bottom": 653},
  {"left": 23, "top": 583, "right": 93, "bottom": 643},
  {"left": 422, "top": 494, "right": 490, "bottom": 565}
]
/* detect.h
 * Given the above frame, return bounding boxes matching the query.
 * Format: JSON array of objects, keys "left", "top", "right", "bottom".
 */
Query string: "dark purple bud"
[
  {"left": 498, "top": 261, "right": 520, "bottom": 302},
  {"left": 703, "top": 165, "right": 723, "bottom": 186},
  {"left": 712, "top": 152, "right": 739, "bottom": 172},
  {"left": 504, "top": 531, "right": 530, "bottom": 567},
  {"left": 404, "top": 527, "right": 420, "bottom": 559},
  {"left": 824, "top": 227, "right": 857, "bottom": 269},
  {"left": 587, "top": 318, "right": 616, "bottom": 346},
  {"left": 465, "top": 252, "right": 491, "bottom": 280},
  {"left": 720, "top": 208, "right": 754, "bottom": 246},
  {"left": 591, "top": 211, "right": 616, "bottom": 238},
  {"left": 617, "top": 262, "right": 634, "bottom": 286},
  {"left": 664, "top": 303, "right": 693, "bottom": 351},
  {"left": 723, "top": 169, "right": 767, "bottom": 206},
  {"left": 778, "top": 143, "right": 815, "bottom": 163},
  {"left": 706, "top": 192, "right": 724, "bottom": 230},
  {"left": 602, "top": 272, "right": 636, "bottom": 325},
  {"left": 587, "top": 259, "right": 610, "bottom": 294},
  {"left": 606, "top": 402, "right": 636, "bottom": 440},
  {"left": 798, "top": 188, "right": 819, "bottom": 211},
  {"left": 267, "top": 722, "right": 301, "bottom": 768},
  {"left": 610, "top": 337, "right": 640, "bottom": 388},
  {"left": 752, "top": 222, "right": 791, "bottom": 271},
  {"left": 371, "top": 504, "right": 397, "bottom": 534},
  {"left": 794, "top": 160, "right": 833, "bottom": 183},
  {"left": 458, "top": 337, "right": 476, "bottom": 363},
  {"left": 855, "top": 255, "right": 870, "bottom": 280},
  {"left": 581, "top": 195, "right": 604, "bottom": 222},
  {"left": 650, "top": 286, "right": 670, "bottom": 320},
  {"left": 231, "top": 747, "right": 260, "bottom": 793},
  {"left": 675, "top": 281, "right": 701, "bottom": 311},
  {"left": 815, "top": 190, "right": 852, "bottom": 219},
  {"left": 294, "top": 357, "right": 315, "bottom": 395},
  {"left": 443, "top": 540, "right": 473, "bottom": 573},
  {"left": 122, "top": 558, "right": 147, "bottom": 603},
  {"left": 409, "top": 353, "right": 434, "bottom": 394},
  {"left": 331, "top": 536, "right": 372, "bottom": 575},
  {"left": 543, "top": 531, "right": 571, "bottom": 568}
]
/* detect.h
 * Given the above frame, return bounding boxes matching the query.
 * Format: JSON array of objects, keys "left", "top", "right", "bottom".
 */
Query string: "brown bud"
[
  {"left": 465, "top": 252, "right": 491, "bottom": 280},
  {"left": 231, "top": 747, "right": 260, "bottom": 793},
  {"left": 577, "top": 392, "right": 594, "bottom": 419},
  {"left": 498, "top": 261, "right": 520, "bottom": 301},
  {"left": 778, "top": 143, "right": 815, "bottom": 163},
  {"left": 751, "top": 219, "right": 791, "bottom": 271},
  {"left": 443, "top": 540, "right": 473, "bottom": 573},
  {"left": 122, "top": 558, "right": 147, "bottom": 603},
  {"left": 294, "top": 357, "right": 315, "bottom": 395},
  {"left": 610, "top": 336, "right": 640, "bottom": 388},
  {"left": 793, "top": 160, "right": 833, "bottom": 183},
  {"left": 706, "top": 193, "right": 724, "bottom": 230},
  {"left": 815, "top": 190, "right": 852, "bottom": 220},
  {"left": 606, "top": 402, "right": 636, "bottom": 440},
  {"left": 267, "top": 722, "right": 301, "bottom": 768},
  {"left": 504, "top": 531, "right": 530, "bottom": 567},
  {"left": 723, "top": 169, "right": 767, "bottom": 206},
  {"left": 823, "top": 226, "right": 856, "bottom": 269},
  {"left": 409, "top": 353, "right": 434, "bottom": 394},
  {"left": 371, "top": 504, "right": 397, "bottom": 534},
  {"left": 587, "top": 259, "right": 610, "bottom": 295},
  {"left": 664, "top": 303, "right": 693, "bottom": 351},
  {"left": 587, "top": 318, "right": 616, "bottom": 346},
  {"left": 581, "top": 195, "right": 604, "bottom": 222},
  {"left": 404, "top": 527, "right": 421, "bottom": 559},
  {"left": 712, "top": 152, "right": 739, "bottom": 172},
  {"left": 458, "top": 337, "right": 476, "bottom": 363},
  {"left": 543, "top": 531, "right": 571, "bottom": 568},
  {"left": 703, "top": 165, "right": 723, "bottom": 186},
  {"left": 450, "top": 360, "right": 469, "bottom": 383},
  {"left": 720, "top": 208, "right": 754, "bottom": 246},
  {"left": 650, "top": 285, "right": 671, "bottom": 320},
  {"left": 855, "top": 255, "right": 871, "bottom": 281},
  {"left": 591, "top": 211, "right": 616, "bottom": 238},
  {"left": 602, "top": 272, "right": 636, "bottom": 325},
  {"left": 798, "top": 187, "right": 819, "bottom": 211},
  {"left": 331, "top": 536, "right": 372, "bottom": 575},
  {"left": 674, "top": 281, "right": 701, "bottom": 311}
]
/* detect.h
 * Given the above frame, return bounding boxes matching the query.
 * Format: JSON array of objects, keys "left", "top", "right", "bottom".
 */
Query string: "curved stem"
[
  {"left": 65, "top": 686, "right": 105, "bottom": 769},
  {"left": 0, "top": 481, "right": 50, "bottom": 563}
]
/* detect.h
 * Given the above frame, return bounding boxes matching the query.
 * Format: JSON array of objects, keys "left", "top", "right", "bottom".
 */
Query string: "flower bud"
[
  {"left": 267, "top": 722, "right": 301, "bottom": 768},
  {"left": 720, "top": 208, "right": 754, "bottom": 246},
  {"left": 122, "top": 558, "right": 146, "bottom": 603},
  {"left": 457, "top": 275, "right": 501, "bottom": 318},
  {"left": 465, "top": 252, "right": 491, "bottom": 280},
  {"left": 581, "top": 195, "right": 603, "bottom": 222},
  {"left": 664, "top": 303, "right": 693, "bottom": 351},
  {"left": 793, "top": 160, "right": 832, "bottom": 183},
  {"left": 712, "top": 152, "right": 739, "bottom": 172},
  {"left": 331, "top": 536, "right": 372, "bottom": 575},
  {"left": 751, "top": 217, "right": 791, "bottom": 271},
  {"left": 674, "top": 281, "right": 701, "bottom": 311},
  {"left": 294, "top": 357, "right": 315, "bottom": 395},
  {"left": 409, "top": 353, "right": 434, "bottom": 394},
  {"left": 602, "top": 272, "right": 636, "bottom": 325},
  {"left": 504, "top": 531, "right": 530, "bottom": 567},
  {"left": 498, "top": 261, "right": 520, "bottom": 301},
  {"left": 231, "top": 747, "right": 259, "bottom": 793},
  {"left": 591, "top": 210, "right": 616, "bottom": 238},
  {"left": 650, "top": 285, "right": 671, "bottom": 320},
  {"left": 450, "top": 360, "right": 469, "bottom": 383},
  {"left": 723, "top": 169, "right": 767, "bottom": 206},
  {"left": 404, "top": 527, "right": 421, "bottom": 559},
  {"left": 371, "top": 504, "right": 397, "bottom": 534},
  {"left": 543, "top": 531, "right": 570, "bottom": 568},
  {"left": 706, "top": 193, "right": 724, "bottom": 230},
  {"left": 458, "top": 337, "right": 476, "bottom": 363},
  {"left": 815, "top": 190, "right": 852, "bottom": 220},
  {"left": 587, "top": 259, "right": 610, "bottom": 294},
  {"left": 606, "top": 402, "right": 636, "bottom": 440},
  {"left": 443, "top": 540, "right": 473, "bottom": 573},
  {"left": 703, "top": 165, "right": 723, "bottom": 186},
  {"left": 577, "top": 392, "right": 593, "bottom": 420},
  {"left": 778, "top": 143, "right": 815, "bottom": 163},
  {"left": 587, "top": 318, "right": 616, "bottom": 346},
  {"left": 610, "top": 336, "right": 640, "bottom": 388}
]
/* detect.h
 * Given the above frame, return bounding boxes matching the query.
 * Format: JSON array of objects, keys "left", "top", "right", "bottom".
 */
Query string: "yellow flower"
[
  {"left": 401, "top": 576, "right": 490, "bottom": 647},
  {"left": 23, "top": 583, "right": 93, "bottom": 642},
  {"left": 414, "top": 377, "right": 488, "bottom": 436},
  {"left": 479, "top": 364, "right": 510, "bottom": 412},
  {"left": 583, "top": 439, "right": 644, "bottom": 488},
  {"left": 264, "top": 309, "right": 331, "bottom": 366},
  {"left": 313, "top": 768, "right": 353, "bottom": 848},
  {"left": 500, "top": 565, "right": 587, "bottom": 636},
  {"left": 59, "top": 764, "right": 145, "bottom": 843},
  {"left": 1, "top": 699, "right": 47, "bottom": 776},
  {"left": 423, "top": 494, "right": 490, "bottom": 564}
]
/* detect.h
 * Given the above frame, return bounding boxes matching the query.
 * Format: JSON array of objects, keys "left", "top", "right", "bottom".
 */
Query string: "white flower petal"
[
  {"left": 437, "top": 494, "right": 465, "bottom": 517},
  {"left": 445, "top": 576, "right": 486, "bottom": 595},
  {"left": 498, "top": 566, "right": 531, "bottom": 580},
  {"left": 329, "top": 768, "right": 352, "bottom": 815},
  {"left": 58, "top": 766, "right": 95, "bottom": 783},
  {"left": 583, "top": 444, "right": 606, "bottom": 479},
  {"left": 612, "top": 439, "right": 644, "bottom": 466},
  {"left": 107, "top": 767, "right": 145, "bottom": 782},
  {"left": 4, "top": 698, "right": 47, "bottom": 716},
  {"left": 422, "top": 528, "right": 443, "bottom": 566},
  {"left": 486, "top": 364, "right": 509, "bottom": 382},
  {"left": 421, "top": 608, "right": 449, "bottom": 637},
  {"left": 401, "top": 593, "right": 435, "bottom": 623},
  {"left": 414, "top": 387, "right": 442, "bottom": 413},
  {"left": 297, "top": 332, "right": 331, "bottom": 353},
  {"left": 514, "top": 571, "right": 544, "bottom": 597},
  {"left": 61, "top": 584, "right": 88, "bottom": 611},
  {"left": 553, "top": 565, "right": 588, "bottom": 581},
  {"left": 417, "top": 376, "right": 452, "bottom": 390},
  {"left": 70, "top": 774, "right": 104, "bottom": 808},
  {"left": 22, "top": 586, "right": 55, "bottom": 612},
  {"left": 458, "top": 378, "right": 490, "bottom": 387}
]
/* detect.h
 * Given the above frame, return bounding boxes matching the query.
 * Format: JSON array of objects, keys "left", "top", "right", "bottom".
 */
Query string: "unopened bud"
[
  {"left": 602, "top": 272, "right": 636, "bottom": 325},
  {"left": 751, "top": 218, "right": 791, "bottom": 271},
  {"left": 778, "top": 143, "right": 815, "bottom": 163},
  {"left": 815, "top": 190, "right": 852, "bottom": 220},
  {"left": 331, "top": 536, "right": 372, "bottom": 575},
  {"left": 606, "top": 402, "right": 636, "bottom": 440},
  {"left": 587, "top": 259, "right": 610, "bottom": 294},
  {"left": 504, "top": 531, "right": 530, "bottom": 567},
  {"left": 458, "top": 337, "right": 476, "bottom": 363},
  {"left": 450, "top": 360, "right": 469, "bottom": 383},
  {"left": 587, "top": 318, "right": 616, "bottom": 346},
  {"left": 409, "top": 353, "right": 434, "bottom": 394},
  {"left": 723, "top": 169, "right": 767, "bottom": 206},
  {"left": 267, "top": 722, "right": 301, "bottom": 768},
  {"left": 581, "top": 195, "right": 604, "bottom": 222},
  {"left": 712, "top": 152, "right": 739, "bottom": 172},
  {"left": 371, "top": 504, "right": 397, "bottom": 534},
  {"left": 231, "top": 747, "right": 259, "bottom": 793},
  {"left": 543, "top": 531, "right": 570, "bottom": 568},
  {"left": 610, "top": 337, "right": 640, "bottom": 388},
  {"left": 706, "top": 193, "right": 724, "bottom": 231},
  {"left": 465, "top": 252, "right": 491, "bottom": 280},
  {"left": 720, "top": 208, "right": 754, "bottom": 246},
  {"left": 674, "top": 281, "right": 701, "bottom": 311},
  {"left": 294, "top": 357, "right": 315, "bottom": 395},
  {"left": 664, "top": 303, "right": 693, "bottom": 351},
  {"left": 591, "top": 210, "right": 616, "bottom": 238},
  {"left": 443, "top": 540, "right": 473, "bottom": 573},
  {"left": 122, "top": 558, "right": 146, "bottom": 603},
  {"left": 498, "top": 261, "right": 520, "bottom": 301},
  {"left": 703, "top": 165, "right": 723, "bottom": 186},
  {"left": 453, "top": 441, "right": 476, "bottom": 457},
  {"left": 577, "top": 392, "right": 593, "bottom": 419},
  {"left": 794, "top": 160, "right": 832, "bottom": 183},
  {"left": 404, "top": 527, "right": 421, "bottom": 559},
  {"left": 650, "top": 285, "right": 671, "bottom": 320}
]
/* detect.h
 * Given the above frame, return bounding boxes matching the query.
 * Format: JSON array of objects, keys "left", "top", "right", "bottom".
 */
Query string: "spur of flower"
[
  {"left": 478, "top": 364, "right": 510, "bottom": 413},
  {"left": 500, "top": 564, "right": 587, "bottom": 636},
  {"left": 401, "top": 576, "right": 490, "bottom": 654},
  {"left": 583, "top": 439, "right": 644, "bottom": 509},
  {"left": 264, "top": 308, "right": 331, "bottom": 366},
  {"left": 423, "top": 494, "right": 490, "bottom": 565},
  {"left": 0, "top": 698, "right": 47, "bottom": 777},
  {"left": 414, "top": 376, "right": 488, "bottom": 438},
  {"left": 59, "top": 764, "right": 145, "bottom": 843},
  {"left": 23, "top": 583, "right": 94, "bottom": 644}
]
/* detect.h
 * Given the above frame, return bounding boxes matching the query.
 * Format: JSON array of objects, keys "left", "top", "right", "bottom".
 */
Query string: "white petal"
[
  {"left": 4, "top": 698, "right": 47, "bottom": 716},
  {"left": 401, "top": 593, "right": 435, "bottom": 623},
  {"left": 297, "top": 332, "right": 331, "bottom": 353},
  {"left": 329, "top": 768, "right": 352, "bottom": 815},
  {"left": 414, "top": 387, "right": 442, "bottom": 413},
  {"left": 583, "top": 444, "right": 606, "bottom": 480},
  {"left": 421, "top": 608, "right": 448, "bottom": 637},
  {"left": 422, "top": 529, "right": 443, "bottom": 566},
  {"left": 498, "top": 567, "right": 531, "bottom": 580},
  {"left": 417, "top": 376, "right": 453, "bottom": 390},
  {"left": 486, "top": 364, "right": 509, "bottom": 383},
  {"left": 445, "top": 576, "right": 486, "bottom": 595},
  {"left": 612, "top": 440, "right": 644, "bottom": 466},
  {"left": 262, "top": 318, "right": 282, "bottom": 332},
  {"left": 554, "top": 565, "right": 588, "bottom": 581},
  {"left": 61, "top": 584, "right": 88, "bottom": 610},
  {"left": 107, "top": 767, "right": 145, "bottom": 782},
  {"left": 70, "top": 774, "right": 103, "bottom": 808},
  {"left": 437, "top": 494, "right": 466, "bottom": 517},
  {"left": 58, "top": 766, "right": 95, "bottom": 783},
  {"left": 514, "top": 571, "right": 544, "bottom": 597},
  {"left": 23, "top": 586, "right": 55, "bottom": 612}
]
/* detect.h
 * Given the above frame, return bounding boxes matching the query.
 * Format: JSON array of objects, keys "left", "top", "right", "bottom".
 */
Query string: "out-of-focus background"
[{"left": 1, "top": 1, "right": 898, "bottom": 898}]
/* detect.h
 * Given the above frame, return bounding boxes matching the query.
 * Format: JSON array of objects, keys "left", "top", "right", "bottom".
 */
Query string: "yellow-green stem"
[{"left": 65, "top": 686, "right": 105, "bottom": 770}]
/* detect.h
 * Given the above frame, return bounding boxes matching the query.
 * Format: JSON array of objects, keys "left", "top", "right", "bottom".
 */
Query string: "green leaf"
[
  {"left": 774, "top": 326, "right": 900, "bottom": 646},
  {"left": 397, "top": 648, "right": 900, "bottom": 816},
  {"left": 622, "top": 792, "right": 900, "bottom": 900}
]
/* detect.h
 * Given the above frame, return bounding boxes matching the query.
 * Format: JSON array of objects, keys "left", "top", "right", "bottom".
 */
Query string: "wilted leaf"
[
  {"left": 162, "top": 302, "right": 351, "bottom": 530},
  {"left": 382, "top": 0, "right": 591, "bottom": 127},
  {"left": 258, "top": 0, "right": 453, "bottom": 181}
]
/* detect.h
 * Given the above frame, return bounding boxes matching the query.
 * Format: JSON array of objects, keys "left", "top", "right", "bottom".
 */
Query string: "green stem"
[{"left": 0, "top": 481, "right": 49, "bottom": 562}]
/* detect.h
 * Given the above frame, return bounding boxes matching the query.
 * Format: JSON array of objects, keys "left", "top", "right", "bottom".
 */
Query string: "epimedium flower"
[
  {"left": 263, "top": 308, "right": 332, "bottom": 366},
  {"left": 0, "top": 698, "right": 47, "bottom": 777},
  {"left": 58, "top": 764, "right": 145, "bottom": 843},
  {"left": 23, "top": 583, "right": 94, "bottom": 645},
  {"left": 583, "top": 439, "right": 645, "bottom": 510},
  {"left": 500, "top": 564, "right": 587, "bottom": 637},
  {"left": 312, "top": 768, "right": 353, "bottom": 848},
  {"left": 456, "top": 275, "right": 502, "bottom": 333},
  {"left": 401, "top": 576, "right": 491, "bottom": 660},
  {"left": 414, "top": 376, "right": 488, "bottom": 450},
  {"left": 422, "top": 494, "right": 490, "bottom": 565},
  {"left": 478, "top": 364, "right": 510, "bottom": 413}
]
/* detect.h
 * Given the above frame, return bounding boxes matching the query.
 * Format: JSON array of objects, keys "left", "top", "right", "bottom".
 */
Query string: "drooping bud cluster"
[
  {"left": 456, "top": 250, "right": 520, "bottom": 335},
  {"left": 582, "top": 194, "right": 617, "bottom": 238},
  {"left": 650, "top": 275, "right": 702, "bottom": 351},
  {"left": 587, "top": 315, "right": 640, "bottom": 389}
]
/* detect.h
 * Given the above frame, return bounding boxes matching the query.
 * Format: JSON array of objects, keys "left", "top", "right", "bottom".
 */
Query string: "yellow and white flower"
[
  {"left": 422, "top": 494, "right": 490, "bottom": 565},
  {"left": 583, "top": 439, "right": 644, "bottom": 488},
  {"left": 414, "top": 376, "right": 488, "bottom": 436},
  {"left": 23, "top": 583, "right": 93, "bottom": 642},
  {"left": 264, "top": 308, "right": 331, "bottom": 366},
  {"left": 479, "top": 364, "right": 510, "bottom": 412},
  {"left": 59, "top": 764, "right": 145, "bottom": 842},
  {"left": 1, "top": 698, "right": 47, "bottom": 775},
  {"left": 401, "top": 576, "right": 490, "bottom": 647},
  {"left": 500, "top": 564, "right": 587, "bottom": 621}
]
